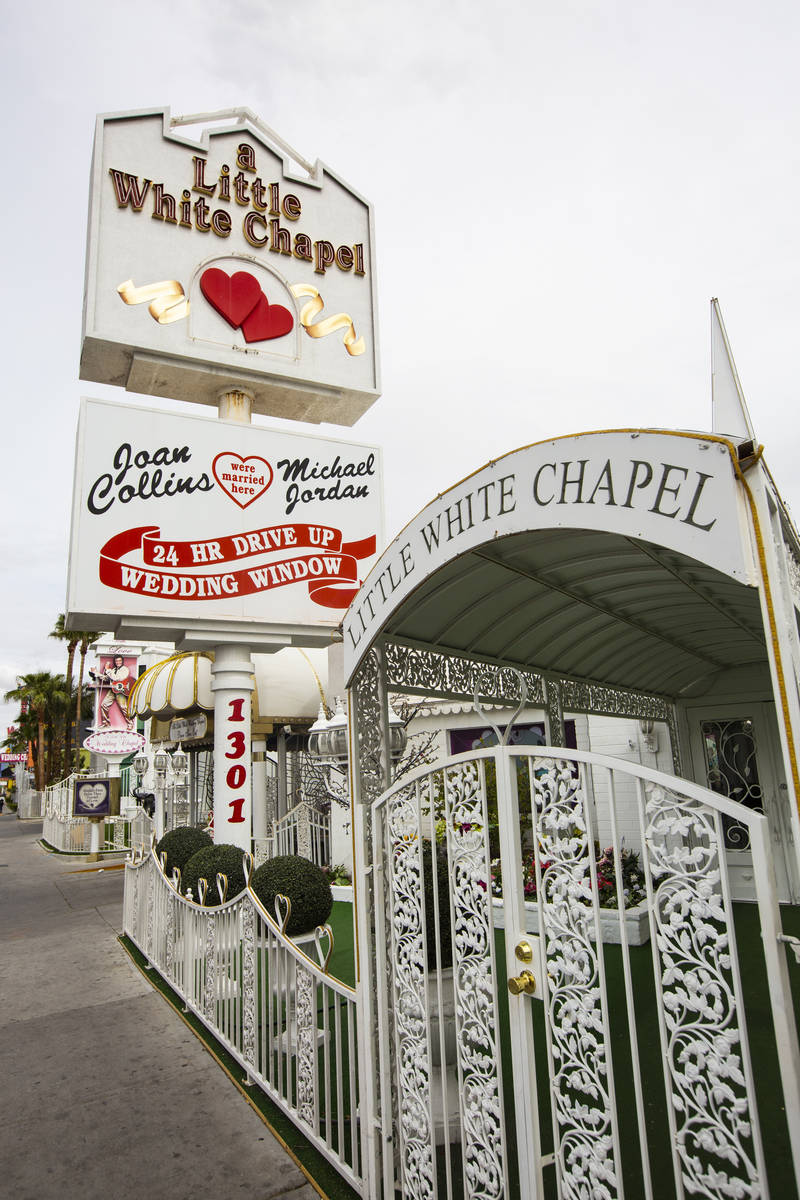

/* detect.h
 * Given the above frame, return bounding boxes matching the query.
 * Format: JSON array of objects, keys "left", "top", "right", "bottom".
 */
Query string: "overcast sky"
[{"left": 3, "top": 0, "right": 800, "bottom": 740}]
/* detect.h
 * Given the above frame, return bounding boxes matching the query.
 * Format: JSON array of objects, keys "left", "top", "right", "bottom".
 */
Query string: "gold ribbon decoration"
[
  {"left": 117, "top": 279, "right": 190, "bottom": 324},
  {"left": 289, "top": 283, "right": 365, "bottom": 356}
]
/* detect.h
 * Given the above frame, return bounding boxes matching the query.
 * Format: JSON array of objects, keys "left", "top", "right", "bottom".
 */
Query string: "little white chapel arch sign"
[{"left": 343, "top": 430, "right": 755, "bottom": 668}]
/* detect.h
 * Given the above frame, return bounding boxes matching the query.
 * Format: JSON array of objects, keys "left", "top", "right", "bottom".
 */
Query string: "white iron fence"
[
  {"left": 123, "top": 846, "right": 362, "bottom": 1194},
  {"left": 273, "top": 800, "right": 331, "bottom": 866},
  {"left": 42, "top": 773, "right": 154, "bottom": 854},
  {"left": 43, "top": 806, "right": 154, "bottom": 854},
  {"left": 17, "top": 789, "right": 43, "bottom": 819}
]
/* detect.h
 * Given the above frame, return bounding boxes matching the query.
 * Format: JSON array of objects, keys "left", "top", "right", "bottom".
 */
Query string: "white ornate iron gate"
[{"left": 369, "top": 746, "right": 800, "bottom": 1200}]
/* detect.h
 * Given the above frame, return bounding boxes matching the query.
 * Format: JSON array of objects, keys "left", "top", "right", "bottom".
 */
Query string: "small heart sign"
[
  {"left": 78, "top": 783, "right": 107, "bottom": 811},
  {"left": 212, "top": 453, "right": 273, "bottom": 509}
]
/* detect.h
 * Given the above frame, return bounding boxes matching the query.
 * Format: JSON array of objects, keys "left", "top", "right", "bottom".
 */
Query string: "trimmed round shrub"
[
  {"left": 182, "top": 843, "right": 247, "bottom": 906},
  {"left": 251, "top": 855, "right": 333, "bottom": 935},
  {"left": 156, "top": 826, "right": 212, "bottom": 881}
]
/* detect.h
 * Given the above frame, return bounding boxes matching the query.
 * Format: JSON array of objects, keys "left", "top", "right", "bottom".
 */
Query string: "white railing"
[
  {"left": 123, "top": 848, "right": 362, "bottom": 1194},
  {"left": 42, "top": 772, "right": 154, "bottom": 854},
  {"left": 43, "top": 773, "right": 83, "bottom": 820},
  {"left": 273, "top": 801, "right": 331, "bottom": 866},
  {"left": 43, "top": 806, "right": 154, "bottom": 854},
  {"left": 17, "top": 789, "right": 43, "bottom": 818}
]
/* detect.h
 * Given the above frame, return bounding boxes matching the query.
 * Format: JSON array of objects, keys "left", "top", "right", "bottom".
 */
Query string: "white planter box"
[
  {"left": 331, "top": 884, "right": 354, "bottom": 902},
  {"left": 330, "top": 884, "right": 650, "bottom": 945},
  {"left": 491, "top": 897, "right": 651, "bottom": 946}
]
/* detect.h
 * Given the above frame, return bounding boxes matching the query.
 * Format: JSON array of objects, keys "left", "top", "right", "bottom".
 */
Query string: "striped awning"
[
  {"left": 128, "top": 652, "right": 214, "bottom": 718},
  {"left": 128, "top": 647, "right": 330, "bottom": 721}
]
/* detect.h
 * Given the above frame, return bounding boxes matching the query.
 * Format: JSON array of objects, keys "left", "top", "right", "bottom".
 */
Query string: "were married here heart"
[{"left": 212, "top": 453, "right": 273, "bottom": 509}]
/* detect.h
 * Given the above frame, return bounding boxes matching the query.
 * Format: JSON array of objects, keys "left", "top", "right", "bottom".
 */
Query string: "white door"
[{"left": 688, "top": 704, "right": 793, "bottom": 901}]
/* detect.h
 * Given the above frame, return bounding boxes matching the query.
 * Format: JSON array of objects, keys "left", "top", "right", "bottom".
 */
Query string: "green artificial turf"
[{"left": 325, "top": 901, "right": 357, "bottom": 987}]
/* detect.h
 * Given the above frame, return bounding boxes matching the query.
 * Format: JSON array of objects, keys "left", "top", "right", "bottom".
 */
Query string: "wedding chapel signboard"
[
  {"left": 80, "top": 108, "right": 379, "bottom": 425},
  {"left": 67, "top": 398, "right": 382, "bottom": 637}
]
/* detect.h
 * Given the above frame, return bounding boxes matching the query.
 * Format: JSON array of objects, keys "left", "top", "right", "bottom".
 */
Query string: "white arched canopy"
[
  {"left": 344, "top": 429, "right": 766, "bottom": 701},
  {"left": 349, "top": 526, "right": 767, "bottom": 698}
]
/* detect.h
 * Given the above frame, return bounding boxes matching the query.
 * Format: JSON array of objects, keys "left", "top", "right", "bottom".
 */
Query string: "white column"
[
  {"left": 252, "top": 738, "right": 267, "bottom": 843},
  {"left": 277, "top": 726, "right": 288, "bottom": 821},
  {"left": 211, "top": 644, "right": 254, "bottom": 851},
  {"left": 154, "top": 768, "right": 166, "bottom": 842}
]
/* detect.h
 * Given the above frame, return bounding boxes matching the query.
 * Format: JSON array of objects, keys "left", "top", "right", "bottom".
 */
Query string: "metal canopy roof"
[{"left": 378, "top": 527, "right": 766, "bottom": 699}]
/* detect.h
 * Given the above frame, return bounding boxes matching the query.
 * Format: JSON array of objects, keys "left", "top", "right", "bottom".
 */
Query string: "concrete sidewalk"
[{"left": 0, "top": 813, "right": 318, "bottom": 1200}]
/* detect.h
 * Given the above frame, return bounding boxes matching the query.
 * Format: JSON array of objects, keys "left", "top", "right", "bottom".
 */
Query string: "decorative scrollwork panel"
[
  {"left": 385, "top": 780, "right": 435, "bottom": 1199},
  {"left": 443, "top": 759, "right": 506, "bottom": 1199},
  {"left": 352, "top": 648, "right": 386, "bottom": 808},
  {"left": 644, "top": 782, "right": 762, "bottom": 1198},
  {"left": 384, "top": 641, "right": 544, "bottom": 707},
  {"left": 699, "top": 719, "right": 763, "bottom": 852},
  {"left": 242, "top": 902, "right": 257, "bottom": 1067},
  {"left": 296, "top": 965, "right": 316, "bottom": 1126},
  {"left": 530, "top": 756, "right": 622, "bottom": 1200},
  {"left": 203, "top": 912, "right": 216, "bottom": 1022}
]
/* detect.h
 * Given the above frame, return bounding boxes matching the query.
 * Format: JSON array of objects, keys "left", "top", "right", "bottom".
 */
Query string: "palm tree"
[
  {"left": 5, "top": 673, "right": 71, "bottom": 789},
  {"left": 72, "top": 628, "right": 102, "bottom": 772},
  {"left": 50, "top": 614, "right": 80, "bottom": 774}
]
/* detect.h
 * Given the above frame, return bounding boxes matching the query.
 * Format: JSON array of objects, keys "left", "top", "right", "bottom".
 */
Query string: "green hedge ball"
[
  {"left": 251, "top": 855, "right": 333, "bottom": 935},
  {"left": 155, "top": 826, "right": 213, "bottom": 880},
  {"left": 181, "top": 843, "right": 247, "bottom": 906}
]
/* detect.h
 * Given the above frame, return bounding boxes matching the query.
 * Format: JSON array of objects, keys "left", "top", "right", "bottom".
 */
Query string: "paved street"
[{"left": 0, "top": 813, "right": 319, "bottom": 1200}]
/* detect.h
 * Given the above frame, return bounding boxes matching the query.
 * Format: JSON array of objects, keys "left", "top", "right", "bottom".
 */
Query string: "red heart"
[
  {"left": 241, "top": 293, "right": 294, "bottom": 343},
  {"left": 200, "top": 269, "right": 261, "bottom": 328},
  {"left": 212, "top": 453, "right": 273, "bottom": 509}
]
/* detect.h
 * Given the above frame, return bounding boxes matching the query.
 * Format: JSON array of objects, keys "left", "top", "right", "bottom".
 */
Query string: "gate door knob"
[{"left": 508, "top": 970, "right": 536, "bottom": 996}]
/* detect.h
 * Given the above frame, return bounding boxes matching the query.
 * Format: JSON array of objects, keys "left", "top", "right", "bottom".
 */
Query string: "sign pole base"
[{"left": 88, "top": 816, "right": 103, "bottom": 861}]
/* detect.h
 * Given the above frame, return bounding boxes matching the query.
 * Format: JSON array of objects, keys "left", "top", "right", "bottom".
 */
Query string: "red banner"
[{"left": 99, "top": 525, "right": 376, "bottom": 610}]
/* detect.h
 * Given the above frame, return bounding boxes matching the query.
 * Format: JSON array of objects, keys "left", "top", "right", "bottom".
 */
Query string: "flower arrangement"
[
  {"left": 483, "top": 844, "right": 647, "bottom": 909},
  {"left": 323, "top": 862, "right": 352, "bottom": 886},
  {"left": 594, "top": 845, "right": 647, "bottom": 909}
]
